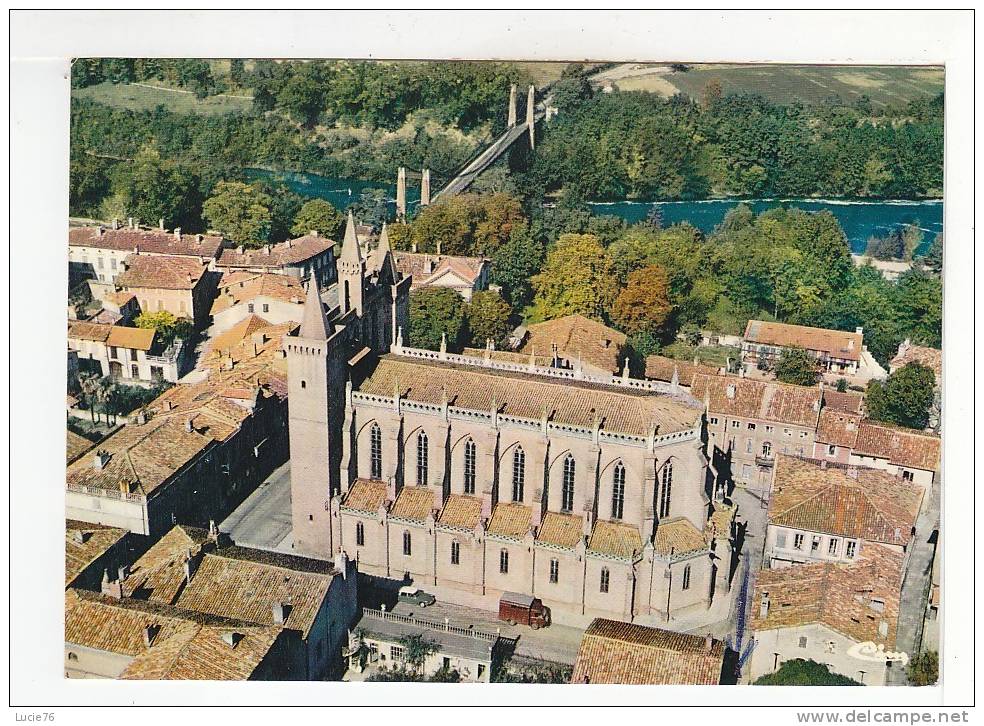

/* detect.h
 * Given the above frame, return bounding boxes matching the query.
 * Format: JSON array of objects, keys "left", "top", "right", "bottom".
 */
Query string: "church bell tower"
[{"left": 286, "top": 278, "right": 344, "bottom": 559}]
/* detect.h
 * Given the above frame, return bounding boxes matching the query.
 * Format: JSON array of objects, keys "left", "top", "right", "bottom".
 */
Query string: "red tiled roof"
[
  {"left": 690, "top": 374, "right": 821, "bottom": 428},
  {"left": 572, "top": 619, "right": 725, "bottom": 685},
  {"left": 215, "top": 235, "right": 334, "bottom": 270},
  {"left": 69, "top": 226, "right": 223, "bottom": 259},
  {"left": 117, "top": 254, "right": 208, "bottom": 290},
  {"left": 644, "top": 355, "right": 718, "bottom": 386},
  {"left": 768, "top": 455, "right": 924, "bottom": 546},
  {"left": 393, "top": 252, "right": 487, "bottom": 288},
  {"left": 520, "top": 315, "right": 627, "bottom": 374},
  {"left": 815, "top": 409, "right": 862, "bottom": 448},
  {"left": 752, "top": 544, "right": 904, "bottom": 647},
  {"left": 744, "top": 320, "right": 863, "bottom": 362},
  {"left": 853, "top": 422, "right": 940, "bottom": 472}
]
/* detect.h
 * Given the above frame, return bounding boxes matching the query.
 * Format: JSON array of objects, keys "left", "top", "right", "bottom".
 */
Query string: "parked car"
[
  {"left": 498, "top": 592, "right": 551, "bottom": 629},
  {"left": 398, "top": 586, "right": 436, "bottom": 607}
]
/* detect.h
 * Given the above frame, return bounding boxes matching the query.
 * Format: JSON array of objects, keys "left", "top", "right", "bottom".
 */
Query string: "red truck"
[{"left": 499, "top": 592, "right": 551, "bottom": 629}]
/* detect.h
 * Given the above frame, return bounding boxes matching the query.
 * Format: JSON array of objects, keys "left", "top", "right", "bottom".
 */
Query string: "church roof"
[
  {"left": 588, "top": 520, "right": 643, "bottom": 560},
  {"left": 358, "top": 356, "right": 702, "bottom": 437},
  {"left": 519, "top": 315, "right": 627, "bottom": 374},
  {"left": 652, "top": 518, "right": 708, "bottom": 558},
  {"left": 536, "top": 512, "right": 583, "bottom": 549},
  {"left": 486, "top": 503, "right": 533, "bottom": 539},
  {"left": 438, "top": 494, "right": 483, "bottom": 530},
  {"left": 389, "top": 486, "right": 435, "bottom": 522},
  {"left": 343, "top": 479, "right": 389, "bottom": 513},
  {"left": 338, "top": 211, "right": 363, "bottom": 265}
]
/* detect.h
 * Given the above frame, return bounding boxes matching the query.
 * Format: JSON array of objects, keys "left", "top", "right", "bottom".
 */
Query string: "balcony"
[{"left": 755, "top": 454, "right": 775, "bottom": 468}]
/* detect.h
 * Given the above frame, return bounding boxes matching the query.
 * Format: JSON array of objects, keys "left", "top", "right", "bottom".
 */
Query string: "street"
[
  {"left": 220, "top": 460, "right": 294, "bottom": 552},
  {"left": 387, "top": 598, "right": 585, "bottom": 666}
]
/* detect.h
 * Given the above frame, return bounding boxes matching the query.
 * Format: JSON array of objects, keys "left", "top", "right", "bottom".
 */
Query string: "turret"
[{"left": 337, "top": 211, "right": 365, "bottom": 316}]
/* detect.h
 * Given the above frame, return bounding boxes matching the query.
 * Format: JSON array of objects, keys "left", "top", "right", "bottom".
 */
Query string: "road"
[
  {"left": 220, "top": 461, "right": 293, "bottom": 552},
  {"left": 387, "top": 598, "right": 584, "bottom": 666},
  {"left": 886, "top": 480, "right": 940, "bottom": 686}
]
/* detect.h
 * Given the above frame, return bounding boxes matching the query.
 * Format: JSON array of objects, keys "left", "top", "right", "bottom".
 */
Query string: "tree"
[
  {"left": 348, "top": 188, "right": 389, "bottom": 230},
  {"left": 398, "top": 633, "right": 438, "bottom": 675},
  {"left": 753, "top": 659, "right": 860, "bottom": 686},
  {"left": 610, "top": 264, "right": 673, "bottom": 336},
  {"left": 866, "top": 231, "right": 904, "bottom": 261},
  {"left": 106, "top": 146, "right": 202, "bottom": 231},
  {"left": 865, "top": 362, "right": 936, "bottom": 429},
  {"left": 467, "top": 290, "right": 513, "bottom": 347},
  {"left": 921, "top": 234, "right": 943, "bottom": 275},
  {"left": 408, "top": 287, "right": 466, "bottom": 352},
  {"left": 490, "top": 222, "right": 544, "bottom": 310},
  {"left": 701, "top": 78, "right": 723, "bottom": 110},
  {"left": 530, "top": 234, "right": 617, "bottom": 322},
  {"left": 203, "top": 181, "right": 273, "bottom": 247},
  {"left": 774, "top": 346, "right": 820, "bottom": 386},
  {"left": 291, "top": 198, "right": 345, "bottom": 239},
  {"left": 906, "top": 651, "right": 938, "bottom": 686},
  {"left": 229, "top": 59, "right": 247, "bottom": 86},
  {"left": 78, "top": 372, "right": 101, "bottom": 426},
  {"left": 134, "top": 310, "right": 193, "bottom": 349}
]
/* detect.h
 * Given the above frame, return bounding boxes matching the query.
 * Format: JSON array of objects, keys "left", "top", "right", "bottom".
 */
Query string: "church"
[{"left": 287, "top": 213, "right": 736, "bottom": 627}]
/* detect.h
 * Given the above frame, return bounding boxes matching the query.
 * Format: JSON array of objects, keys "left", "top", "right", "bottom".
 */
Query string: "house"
[
  {"left": 742, "top": 320, "right": 865, "bottom": 376},
  {"left": 691, "top": 373, "right": 823, "bottom": 493},
  {"left": 65, "top": 520, "right": 129, "bottom": 590},
  {"left": 571, "top": 618, "right": 726, "bottom": 685},
  {"left": 214, "top": 233, "right": 336, "bottom": 289},
  {"left": 65, "top": 359, "right": 289, "bottom": 537},
  {"left": 890, "top": 340, "right": 942, "bottom": 381},
  {"left": 68, "top": 221, "right": 223, "bottom": 288},
  {"left": 644, "top": 355, "right": 720, "bottom": 387},
  {"left": 116, "top": 254, "right": 216, "bottom": 329},
  {"left": 393, "top": 250, "right": 490, "bottom": 301},
  {"left": 849, "top": 422, "right": 941, "bottom": 488},
  {"left": 764, "top": 454, "right": 924, "bottom": 569},
  {"left": 346, "top": 607, "right": 501, "bottom": 682},
  {"left": 890, "top": 339, "right": 942, "bottom": 431},
  {"left": 68, "top": 320, "right": 182, "bottom": 384},
  {"left": 814, "top": 415, "right": 941, "bottom": 488},
  {"left": 116, "top": 524, "right": 358, "bottom": 680},
  {"left": 209, "top": 272, "right": 306, "bottom": 335},
  {"left": 516, "top": 314, "right": 628, "bottom": 376},
  {"left": 64, "top": 588, "right": 292, "bottom": 680},
  {"left": 750, "top": 543, "right": 905, "bottom": 686},
  {"left": 90, "top": 291, "right": 140, "bottom": 326}
]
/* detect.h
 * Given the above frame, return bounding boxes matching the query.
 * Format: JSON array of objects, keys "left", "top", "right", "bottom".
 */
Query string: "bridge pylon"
[
  {"left": 526, "top": 85, "right": 536, "bottom": 149},
  {"left": 508, "top": 84, "right": 517, "bottom": 128},
  {"left": 420, "top": 168, "right": 431, "bottom": 207},
  {"left": 396, "top": 167, "right": 407, "bottom": 221}
]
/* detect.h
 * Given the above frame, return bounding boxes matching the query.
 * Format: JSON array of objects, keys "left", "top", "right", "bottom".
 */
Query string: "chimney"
[
  {"left": 183, "top": 555, "right": 195, "bottom": 583},
  {"left": 159, "top": 218, "right": 165, "bottom": 230},
  {"left": 186, "top": 273, "right": 193, "bottom": 284},
  {"left": 436, "top": 241, "right": 443, "bottom": 256},
  {"left": 101, "top": 569, "right": 123, "bottom": 599},
  {"left": 334, "top": 550, "right": 349, "bottom": 579},
  {"left": 285, "top": 238, "right": 293, "bottom": 249},
  {"left": 855, "top": 326, "right": 864, "bottom": 336},
  {"left": 759, "top": 593, "right": 770, "bottom": 619},
  {"left": 142, "top": 624, "right": 159, "bottom": 648},
  {"left": 820, "top": 460, "right": 828, "bottom": 470},
  {"left": 237, "top": 245, "right": 244, "bottom": 254},
  {"left": 92, "top": 450, "right": 110, "bottom": 470},
  {"left": 135, "top": 409, "right": 147, "bottom": 425},
  {"left": 197, "top": 234, "right": 204, "bottom": 242},
  {"left": 221, "top": 631, "right": 243, "bottom": 648},
  {"left": 96, "top": 226, "right": 105, "bottom": 238},
  {"left": 112, "top": 218, "right": 119, "bottom": 230},
  {"left": 208, "top": 519, "right": 219, "bottom": 542},
  {"left": 127, "top": 217, "right": 133, "bottom": 229},
  {"left": 705, "top": 633, "right": 714, "bottom": 652},
  {"left": 264, "top": 245, "right": 271, "bottom": 255},
  {"left": 310, "top": 230, "right": 319, "bottom": 238},
  {"left": 271, "top": 602, "right": 290, "bottom": 625},
  {"left": 174, "top": 228, "right": 182, "bottom": 241},
  {"left": 726, "top": 383, "right": 736, "bottom": 400},
  {"left": 184, "top": 418, "right": 194, "bottom": 433},
  {"left": 411, "top": 242, "right": 418, "bottom": 253}
]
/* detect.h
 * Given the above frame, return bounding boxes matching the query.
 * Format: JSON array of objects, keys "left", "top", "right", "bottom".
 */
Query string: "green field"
[
  {"left": 73, "top": 81, "right": 253, "bottom": 115},
  {"left": 611, "top": 64, "right": 943, "bottom": 108}
]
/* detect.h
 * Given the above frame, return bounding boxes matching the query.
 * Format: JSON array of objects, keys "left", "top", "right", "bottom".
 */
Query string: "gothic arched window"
[
  {"left": 416, "top": 432, "right": 429, "bottom": 486},
  {"left": 659, "top": 460, "right": 673, "bottom": 519},
  {"left": 355, "top": 521, "right": 365, "bottom": 547},
  {"left": 611, "top": 462, "right": 626, "bottom": 520},
  {"left": 463, "top": 438, "right": 477, "bottom": 495},
  {"left": 600, "top": 567, "right": 610, "bottom": 593},
  {"left": 682, "top": 564, "right": 692, "bottom": 590},
  {"left": 512, "top": 446, "right": 525, "bottom": 502},
  {"left": 370, "top": 423, "right": 382, "bottom": 480},
  {"left": 562, "top": 455, "right": 576, "bottom": 512}
]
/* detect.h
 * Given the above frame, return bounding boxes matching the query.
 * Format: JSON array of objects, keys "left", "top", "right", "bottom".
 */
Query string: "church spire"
[
  {"left": 299, "top": 278, "right": 329, "bottom": 340},
  {"left": 339, "top": 211, "right": 362, "bottom": 264},
  {"left": 374, "top": 222, "right": 398, "bottom": 280}
]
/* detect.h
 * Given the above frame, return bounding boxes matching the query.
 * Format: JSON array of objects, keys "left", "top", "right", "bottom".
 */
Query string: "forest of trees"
[{"left": 522, "top": 66, "right": 943, "bottom": 200}]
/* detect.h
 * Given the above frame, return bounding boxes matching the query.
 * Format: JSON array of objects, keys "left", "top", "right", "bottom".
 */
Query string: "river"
[{"left": 245, "top": 168, "right": 943, "bottom": 255}]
